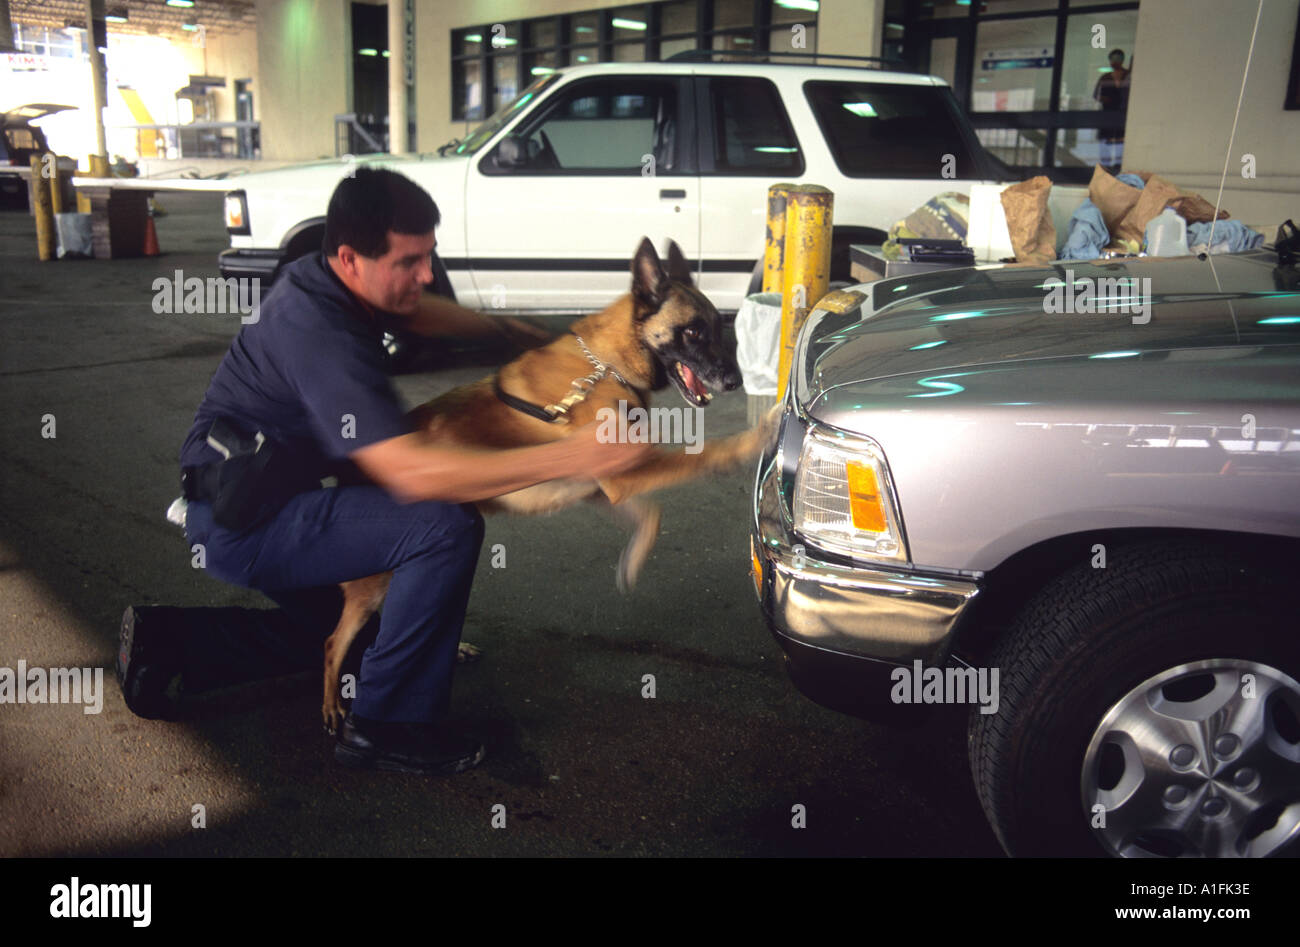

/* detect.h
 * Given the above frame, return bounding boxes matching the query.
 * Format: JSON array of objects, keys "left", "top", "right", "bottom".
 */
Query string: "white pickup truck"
[{"left": 219, "top": 55, "right": 1007, "bottom": 314}]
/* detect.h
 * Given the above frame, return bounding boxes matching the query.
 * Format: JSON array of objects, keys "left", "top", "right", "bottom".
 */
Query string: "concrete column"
[
  {"left": 84, "top": 0, "right": 108, "bottom": 164},
  {"left": 0, "top": 0, "right": 16, "bottom": 54},
  {"left": 387, "top": 0, "right": 408, "bottom": 153}
]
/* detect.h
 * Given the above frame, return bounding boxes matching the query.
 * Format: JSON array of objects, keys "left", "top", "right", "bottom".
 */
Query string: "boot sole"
[{"left": 334, "top": 740, "right": 486, "bottom": 775}]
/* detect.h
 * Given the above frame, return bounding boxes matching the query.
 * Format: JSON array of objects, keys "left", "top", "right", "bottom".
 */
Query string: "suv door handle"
[{"left": 659, "top": 188, "right": 687, "bottom": 199}]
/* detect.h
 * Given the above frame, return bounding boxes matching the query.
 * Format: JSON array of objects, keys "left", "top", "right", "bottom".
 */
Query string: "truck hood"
[
  {"left": 799, "top": 250, "right": 1299, "bottom": 417},
  {"left": 230, "top": 151, "right": 467, "bottom": 191}
]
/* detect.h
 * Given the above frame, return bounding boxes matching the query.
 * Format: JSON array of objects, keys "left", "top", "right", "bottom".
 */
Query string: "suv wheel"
[{"left": 968, "top": 539, "right": 1300, "bottom": 857}]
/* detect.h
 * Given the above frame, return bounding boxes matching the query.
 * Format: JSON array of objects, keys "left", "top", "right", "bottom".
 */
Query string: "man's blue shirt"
[{"left": 180, "top": 252, "right": 411, "bottom": 474}]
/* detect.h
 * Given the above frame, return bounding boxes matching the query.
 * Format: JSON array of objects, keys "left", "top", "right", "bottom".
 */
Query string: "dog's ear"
[
  {"left": 663, "top": 240, "right": 693, "bottom": 286},
  {"left": 631, "top": 236, "right": 669, "bottom": 311}
]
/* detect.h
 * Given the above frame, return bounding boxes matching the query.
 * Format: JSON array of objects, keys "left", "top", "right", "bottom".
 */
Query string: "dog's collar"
[{"left": 493, "top": 333, "right": 642, "bottom": 425}]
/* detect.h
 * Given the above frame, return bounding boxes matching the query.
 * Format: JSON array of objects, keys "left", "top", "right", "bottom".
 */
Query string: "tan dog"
[{"left": 321, "top": 238, "right": 776, "bottom": 731}]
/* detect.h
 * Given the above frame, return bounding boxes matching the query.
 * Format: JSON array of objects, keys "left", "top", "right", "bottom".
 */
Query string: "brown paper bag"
[
  {"left": 1000, "top": 175, "right": 1056, "bottom": 263},
  {"left": 1115, "top": 173, "right": 1182, "bottom": 245},
  {"left": 1088, "top": 164, "right": 1143, "bottom": 236},
  {"left": 1166, "top": 192, "right": 1230, "bottom": 224}
]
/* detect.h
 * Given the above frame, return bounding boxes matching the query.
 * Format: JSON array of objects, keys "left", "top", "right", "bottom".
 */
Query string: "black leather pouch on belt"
[{"left": 184, "top": 419, "right": 319, "bottom": 531}]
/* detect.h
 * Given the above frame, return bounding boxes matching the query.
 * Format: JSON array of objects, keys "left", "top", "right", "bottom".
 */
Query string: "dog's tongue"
[{"left": 678, "top": 362, "right": 708, "bottom": 398}]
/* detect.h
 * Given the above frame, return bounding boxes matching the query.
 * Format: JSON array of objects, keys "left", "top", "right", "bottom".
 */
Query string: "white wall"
[
  {"left": 255, "top": 0, "right": 353, "bottom": 161},
  {"left": 1124, "top": 0, "right": 1300, "bottom": 232}
]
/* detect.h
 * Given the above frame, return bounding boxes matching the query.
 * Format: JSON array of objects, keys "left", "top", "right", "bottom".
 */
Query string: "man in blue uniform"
[{"left": 116, "top": 167, "right": 651, "bottom": 774}]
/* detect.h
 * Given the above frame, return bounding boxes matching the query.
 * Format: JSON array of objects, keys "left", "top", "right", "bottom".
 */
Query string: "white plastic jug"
[{"left": 1144, "top": 207, "right": 1189, "bottom": 257}]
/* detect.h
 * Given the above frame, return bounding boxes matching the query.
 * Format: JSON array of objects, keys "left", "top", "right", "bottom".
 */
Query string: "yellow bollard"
[
  {"left": 777, "top": 185, "right": 834, "bottom": 398},
  {"left": 76, "top": 154, "right": 110, "bottom": 213},
  {"left": 30, "top": 155, "right": 56, "bottom": 261},
  {"left": 762, "top": 183, "right": 795, "bottom": 294},
  {"left": 49, "top": 158, "right": 64, "bottom": 215}
]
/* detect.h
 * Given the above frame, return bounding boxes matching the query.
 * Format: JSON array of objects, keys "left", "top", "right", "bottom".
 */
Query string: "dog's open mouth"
[{"left": 672, "top": 361, "right": 714, "bottom": 407}]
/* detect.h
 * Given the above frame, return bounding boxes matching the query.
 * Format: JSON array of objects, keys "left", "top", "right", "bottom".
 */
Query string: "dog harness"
[{"left": 493, "top": 332, "right": 639, "bottom": 424}]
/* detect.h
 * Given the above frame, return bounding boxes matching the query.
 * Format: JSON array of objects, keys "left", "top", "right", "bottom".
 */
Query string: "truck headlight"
[
  {"left": 792, "top": 424, "right": 908, "bottom": 563},
  {"left": 224, "top": 190, "right": 249, "bottom": 234}
]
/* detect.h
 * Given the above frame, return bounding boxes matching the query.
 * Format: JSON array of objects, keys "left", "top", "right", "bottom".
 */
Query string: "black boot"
[{"left": 334, "top": 711, "right": 485, "bottom": 774}]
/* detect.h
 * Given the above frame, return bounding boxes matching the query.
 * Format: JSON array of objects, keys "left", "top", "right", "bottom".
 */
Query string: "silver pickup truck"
[{"left": 751, "top": 246, "right": 1300, "bottom": 858}]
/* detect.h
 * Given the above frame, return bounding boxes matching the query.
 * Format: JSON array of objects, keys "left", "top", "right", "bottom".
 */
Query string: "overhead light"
[
  {"left": 381, "top": 49, "right": 389, "bottom": 57},
  {"left": 575, "top": 26, "right": 594, "bottom": 33},
  {"left": 530, "top": 66, "right": 555, "bottom": 75},
  {"left": 611, "top": 18, "right": 646, "bottom": 30},
  {"left": 357, "top": 47, "right": 378, "bottom": 56},
  {"left": 166, "top": 0, "right": 195, "bottom": 7},
  {"left": 775, "top": 0, "right": 819, "bottom": 10},
  {"left": 181, "top": 22, "right": 200, "bottom": 31},
  {"left": 106, "top": 8, "right": 129, "bottom": 23},
  {"left": 464, "top": 33, "right": 481, "bottom": 42}
]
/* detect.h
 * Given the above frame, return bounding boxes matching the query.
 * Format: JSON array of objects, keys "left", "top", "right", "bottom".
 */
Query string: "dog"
[{"left": 320, "top": 237, "right": 777, "bottom": 732}]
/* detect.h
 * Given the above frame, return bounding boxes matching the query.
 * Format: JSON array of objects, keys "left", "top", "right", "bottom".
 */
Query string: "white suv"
[{"left": 219, "top": 55, "right": 1006, "bottom": 314}]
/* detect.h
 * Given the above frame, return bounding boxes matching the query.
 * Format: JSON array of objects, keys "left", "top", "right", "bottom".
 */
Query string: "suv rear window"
[
  {"left": 803, "top": 81, "right": 978, "bottom": 179},
  {"left": 709, "top": 77, "right": 802, "bottom": 175}
]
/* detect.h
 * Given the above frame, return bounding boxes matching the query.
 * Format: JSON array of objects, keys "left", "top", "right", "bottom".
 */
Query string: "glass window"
[
  {"left": 527, "top": 18, "right": 558, "bottom": 49},
  {"left": 456, "top": 28, "right": 483, "bottom": 56},
  {"left": 972, "top": 16, "right": 1056, "bottom": 112},
  {"left": 569, "top": 12, "right": 600, "bottom": 43},
  {"left": 710, "top": 77, "right": 802, "bottom": 174},
  {"left": 976, "top": 127, "right": 1047, "bottom": 167},
  {"left": 981, "top": 0, "right": 1057, "bottom": 13},
  {"left": 713, "top": 0, "right": 752, "bottom": 29},
  {"left": 916, "top": 0, "right": 972, "bottom": 19},
  {"left": 710, "top": 31, "right": 757, "bottom": 56},
  {"left": 492, "top": 55, "right": 520, "bottom": 111},
  {"left": 1060, "top": 10, "right": 1137, "bottom": 111},
  {"left": 504, "top": 79, "right": 678, "bottom": 172},
  {"left": 929, "top": 35, "right": 958, "bottom": 86},
  {"left": 612, "top": 5, "right": 649, "bottom": 40},
  {"left": 662, "top": 0, "right": 697, "bottom": 34},
  {"left": 804, "top": 80, "right": 978, "bottom": 178},
  {"left": 660, "top": 36, "right": 697, "bottom": 59},
  {"left": 770, "top": 1, "right": 815, "bottom": 25},
  {"left": 568, "top": 46, "right": 601, "bottom": 65},
  {"left": 525, "top": 50, "right": 561, "bottom": 78},
  {"left": 453, "top": 60, "right": 484, "bottom": 121},
  {"left": 612, "top": 41, "right": 646, "bottom": 61},
  {"left": 770, "top": 25, "right": 816, "bottom": 57}
]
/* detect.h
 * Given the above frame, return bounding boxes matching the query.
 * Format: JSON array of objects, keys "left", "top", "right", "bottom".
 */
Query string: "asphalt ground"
[{"left": 0, "top": 192, "right": 1002, "bottom": 857}]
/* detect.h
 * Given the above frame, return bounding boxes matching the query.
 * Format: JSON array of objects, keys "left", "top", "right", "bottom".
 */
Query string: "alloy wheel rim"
[{"left": 1081, "top": 658, "right": 1300, "bottom": 858}]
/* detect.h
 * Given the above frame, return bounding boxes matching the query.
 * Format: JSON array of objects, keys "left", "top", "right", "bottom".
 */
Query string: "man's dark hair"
[
  {"left": 323, "top": 166, "right": 440, "bottom": 258},
  {"left": 1109, "top": 48, "right": 1125, "bottom": 60}
]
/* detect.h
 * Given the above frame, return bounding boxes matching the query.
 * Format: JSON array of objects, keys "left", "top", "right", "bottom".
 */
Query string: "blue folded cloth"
[
  {"left": 1060, "top": 199, "right": 1110, "bottom": 260},
  {"left": 1186, "top": 219, "right": 1264, "bottom": 253}
]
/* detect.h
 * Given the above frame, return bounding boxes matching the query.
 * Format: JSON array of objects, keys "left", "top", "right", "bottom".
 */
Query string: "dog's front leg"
[
  {"left": 592, "top": 495, "right": 662, "bottom": 592},
  {"left": 596, "top": 412, "right": 776, "bottom": 505}
]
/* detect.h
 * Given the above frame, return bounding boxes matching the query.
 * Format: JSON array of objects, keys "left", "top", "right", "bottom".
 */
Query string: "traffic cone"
[{"left": 143, "top": 215, "right": 160, "bottom": 256}]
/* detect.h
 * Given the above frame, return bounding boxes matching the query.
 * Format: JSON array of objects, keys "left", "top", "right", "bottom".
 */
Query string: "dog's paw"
[{"left": 457, "top": 641, "right": 482, "bottom": 663}]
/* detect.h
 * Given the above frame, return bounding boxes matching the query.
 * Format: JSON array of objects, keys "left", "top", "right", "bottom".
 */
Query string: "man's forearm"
[
  {"left": 355, "top": 435, "right": 586, "bottom": 505},
  {"left": 409, "top": 293, "right": 502, "bottom": 340}
]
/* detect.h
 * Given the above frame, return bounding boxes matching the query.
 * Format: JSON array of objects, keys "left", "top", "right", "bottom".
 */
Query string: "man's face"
[
  {"left": 1109, "top": 52, "right": 1124, "bottom": 67},
  {"left": 343, "top": 230, "right": 436, "bottom": 315}
]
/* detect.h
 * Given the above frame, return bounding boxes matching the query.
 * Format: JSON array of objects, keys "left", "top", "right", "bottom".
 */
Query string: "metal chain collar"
[{"left": 542, "top": 333, "right": 633, "bottom": 422}]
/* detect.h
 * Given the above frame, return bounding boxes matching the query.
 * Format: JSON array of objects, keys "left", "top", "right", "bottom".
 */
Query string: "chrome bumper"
[{"left": 751, "top": 449, "right": 979, "bottom": 669}]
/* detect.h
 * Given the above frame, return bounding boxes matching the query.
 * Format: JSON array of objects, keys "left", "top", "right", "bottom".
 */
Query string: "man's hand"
[{"left": 556, "top": 421, "right": 658, "bottom": 479}]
